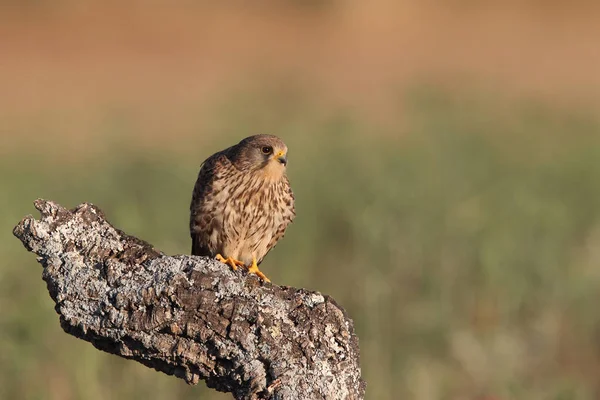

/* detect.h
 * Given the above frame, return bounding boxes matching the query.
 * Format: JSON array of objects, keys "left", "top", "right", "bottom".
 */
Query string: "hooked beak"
[{"left": 275, "top": 150, "right": 287, "bottom": 166}]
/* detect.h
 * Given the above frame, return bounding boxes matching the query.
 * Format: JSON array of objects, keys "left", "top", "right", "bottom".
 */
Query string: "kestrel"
[{"left": 189, "top": 135, "right": 295, "bottom": 282}]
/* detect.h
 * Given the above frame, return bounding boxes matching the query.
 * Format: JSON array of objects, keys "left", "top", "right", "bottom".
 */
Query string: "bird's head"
[{"left": 232, "top": 134, "right": 289, "bottom": 181}]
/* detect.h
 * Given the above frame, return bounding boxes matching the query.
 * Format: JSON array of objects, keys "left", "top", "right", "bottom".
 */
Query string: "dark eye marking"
[{"left": 261, "top": 146, "right": 273, "bottom": 154}]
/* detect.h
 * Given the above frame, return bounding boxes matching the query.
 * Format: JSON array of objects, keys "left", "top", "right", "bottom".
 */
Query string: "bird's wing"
[
  {"left": 258, "top": 176, "right": 296, "bottom": 265},
  {"left": 189, "top": 150, "right": 233, "bottom": 256}
]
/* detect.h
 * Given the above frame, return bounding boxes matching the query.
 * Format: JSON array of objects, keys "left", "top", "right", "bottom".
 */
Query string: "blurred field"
[{"left": 3, "top": 2, "right": 600, "bottom": 400}]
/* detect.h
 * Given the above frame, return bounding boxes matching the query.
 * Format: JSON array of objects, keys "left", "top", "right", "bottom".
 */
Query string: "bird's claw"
[
  {"left": 215, "top": 254, "right": 245, "bottom": 271},
  {"left": 216, "top": 255, "right": 270, "bottom": 283},
  {"left": 247, "top": 257, "right": 270, "bottom": 283}
]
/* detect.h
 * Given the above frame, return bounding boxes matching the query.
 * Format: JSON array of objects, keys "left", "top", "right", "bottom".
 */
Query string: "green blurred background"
[{"left": 3, "top": 2, "right": 600, "bottom": 399}]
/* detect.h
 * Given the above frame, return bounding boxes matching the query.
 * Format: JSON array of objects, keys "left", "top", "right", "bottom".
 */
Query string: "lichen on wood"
[{"left": 13, "top": 199, "right": 365, "bottom": 400}]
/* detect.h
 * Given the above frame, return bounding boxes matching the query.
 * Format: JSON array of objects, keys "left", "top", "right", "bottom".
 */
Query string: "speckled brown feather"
[
  {"left": 190, "top": 135, "right": 295, "bottom": 268},
  {"left": 189, "top": 148, "right": 233, "bottom": 257}
]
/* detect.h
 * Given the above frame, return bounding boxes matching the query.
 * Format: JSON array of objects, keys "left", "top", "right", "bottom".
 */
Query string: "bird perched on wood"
[{"left": 189, "top": 135, "right": 295, "bottom": 282}]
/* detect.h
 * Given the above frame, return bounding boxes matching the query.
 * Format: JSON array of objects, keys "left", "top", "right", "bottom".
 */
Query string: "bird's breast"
[{"left": 218, "top": 174, "right": 288, "bottom": 263}]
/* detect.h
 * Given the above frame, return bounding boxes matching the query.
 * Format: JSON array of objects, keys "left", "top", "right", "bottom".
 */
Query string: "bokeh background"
[{"left": 3, "top": 2, "right": 600, "bottom": 399}]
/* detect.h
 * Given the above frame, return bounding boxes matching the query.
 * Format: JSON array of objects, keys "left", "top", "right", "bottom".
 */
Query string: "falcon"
[{"left": 189, "top": 134, "right": 295, "bottom": 282}]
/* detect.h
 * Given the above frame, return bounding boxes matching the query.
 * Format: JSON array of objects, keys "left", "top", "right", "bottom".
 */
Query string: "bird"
[{"left": 189, "top": 134, "right": 295, "bottom": 282}]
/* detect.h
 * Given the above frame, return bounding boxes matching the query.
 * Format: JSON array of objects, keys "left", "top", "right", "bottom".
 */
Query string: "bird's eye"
[{"left": 261, "top": 146, "right": 273, "bottom": 154}]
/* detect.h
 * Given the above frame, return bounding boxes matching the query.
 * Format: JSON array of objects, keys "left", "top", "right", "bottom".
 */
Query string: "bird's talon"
[
  {"left": 215, "top": 254, "right": 244, "bottom": 271},
  {"left": 247, "top": 257, "right": 270, "bottom": 283}
]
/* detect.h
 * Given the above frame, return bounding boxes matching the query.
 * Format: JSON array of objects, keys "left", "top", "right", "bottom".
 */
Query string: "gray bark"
[{"left": 12, "top": 199, "right": 365, "bottom": 400}]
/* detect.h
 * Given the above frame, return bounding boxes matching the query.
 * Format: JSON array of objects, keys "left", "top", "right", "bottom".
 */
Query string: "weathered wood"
[{"left": 13, "top": 199, "right": 365, "bottom": 400}]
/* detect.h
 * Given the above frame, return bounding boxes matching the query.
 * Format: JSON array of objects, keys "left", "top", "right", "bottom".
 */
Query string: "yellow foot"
[
  {"left": 215, "top": 254, "right": 245, "bottom": 271},
  {"left": 246, "top": 257, "right": 270, "bottom": 283}
]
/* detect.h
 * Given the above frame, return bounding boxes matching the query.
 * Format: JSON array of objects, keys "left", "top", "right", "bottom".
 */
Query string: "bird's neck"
[{"left": 257, "top": 162, "right": 286, "bottom": 184}]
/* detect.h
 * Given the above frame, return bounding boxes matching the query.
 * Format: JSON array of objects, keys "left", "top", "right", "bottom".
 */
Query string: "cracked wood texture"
[{"left": 12, "top": 200, "right": 365, "bottom": 400}]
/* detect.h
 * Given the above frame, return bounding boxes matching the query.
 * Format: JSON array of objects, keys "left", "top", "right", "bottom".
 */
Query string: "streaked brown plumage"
[{"left": 189, "top": 134, "right": 295, "bottom": 282}]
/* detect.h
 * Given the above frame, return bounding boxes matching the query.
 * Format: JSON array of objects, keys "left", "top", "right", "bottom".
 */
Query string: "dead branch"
[{"left": 12, "top": 199, "right": 365, "bottom": 400}]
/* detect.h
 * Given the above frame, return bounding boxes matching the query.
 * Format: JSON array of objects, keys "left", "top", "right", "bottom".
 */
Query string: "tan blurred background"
[{"left": 3, "top": 2, "right": 600, "bottom": 399}]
